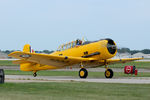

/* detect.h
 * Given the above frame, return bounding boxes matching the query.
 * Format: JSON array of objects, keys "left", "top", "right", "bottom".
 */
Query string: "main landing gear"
[
  {"left": 79, "top": 63, "right": 88, "bottom": 78},
  {"left": 79, "top": 68, "right": 88, "bottom": 78},
  {"left": 105, "top": 64, "right": 114, "bottom": 78},
  {"left": 105, "top": 68, "right": 113, "bottom": 78},
  {"left": 78, "top": 63, "right": 114, "bottom": 79}
]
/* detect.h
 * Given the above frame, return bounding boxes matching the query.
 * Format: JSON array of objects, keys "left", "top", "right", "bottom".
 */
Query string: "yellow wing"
[
  {"left": 99, "top": 58, "right": 144, "bottom": 65},
  {"left": 8, "top": 51, "right": 96, "bottom": 67}
]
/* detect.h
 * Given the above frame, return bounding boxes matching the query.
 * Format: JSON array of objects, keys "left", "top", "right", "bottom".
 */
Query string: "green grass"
[
  {"left": 0, "top": 82, "right": 150, "bottom": 100},
  {"left": 4, "top": 70, "right": 150, "bottom": 78},
  {"left": 109, "top": 61, "right": 150, "bottom": 69},
  {"left": 0, "top": 60, "right": 18, "bottom": 66}
]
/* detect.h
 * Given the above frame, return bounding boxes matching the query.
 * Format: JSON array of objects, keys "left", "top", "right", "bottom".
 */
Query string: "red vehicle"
[{"left": 124, "top": 66, "right": 138, "bottom": 75}]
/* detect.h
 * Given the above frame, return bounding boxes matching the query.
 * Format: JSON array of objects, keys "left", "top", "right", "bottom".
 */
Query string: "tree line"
[
  {"left": 117, "top": 48, "right": 150, "bottom": 55},
  {"left": 0, "top": 50, "right": 54, "bottom": 54},
  {"left": 1, "top": 48, "right": 150, "bottom": 55}
]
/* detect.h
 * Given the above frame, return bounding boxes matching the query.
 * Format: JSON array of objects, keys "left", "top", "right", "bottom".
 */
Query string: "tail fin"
[
  {"left": 23, "top": 44, "right": 31, "bottom": 53},
  {"left": 23, "top": 44, "right": 35, "bottom": 53}
]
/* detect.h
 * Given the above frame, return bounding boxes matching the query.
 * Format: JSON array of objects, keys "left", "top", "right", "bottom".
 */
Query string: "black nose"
[{"left": 106, "top": 39, "right": 117, "bottom": 54}]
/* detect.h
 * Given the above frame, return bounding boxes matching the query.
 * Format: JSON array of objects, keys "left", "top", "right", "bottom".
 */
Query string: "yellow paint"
[
  {"left": 106, "top": 70, "right": 111, "bottom": 77},
  {"left": 8, "top": 39, "right": 143, "bottom": 74},
  {"left": 20, "top": 62, "right": 60, "bottom": 71},
  {"left": 23, "top": 44, "right": 31, "bottom": 53},
  {"left": 80, "top": 71, "right": 85, "bottom": 77},
  {"left": 20, "top": 40, "right": 116, "bottom": 71},
  {"left": 53, "top": 40, "right": 116, "bottom": 59}
]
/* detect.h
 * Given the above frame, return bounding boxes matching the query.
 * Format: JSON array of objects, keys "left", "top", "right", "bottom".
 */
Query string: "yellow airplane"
[{"left": 8, "top": 38, "right": 143, "bottom": 78}]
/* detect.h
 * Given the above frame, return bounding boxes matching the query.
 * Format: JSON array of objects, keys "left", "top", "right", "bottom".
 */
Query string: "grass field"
[
  {"left": 4, "top": 70, "right": 150, "bottom": 78},
  {"left": 0, "top": 60, "right": 18, "bottom": 66},
  {"left": 0, "top": 82, "right": 150, "bottom": 100},
  {"left": 0, "top": 60, "right": 150, "bottom": 69},
  {"left": 1, "top": 61, "right": 150, "bottom": 100},
  {"left": 109, "top": 61, "right": 150, "bottom": 69}
]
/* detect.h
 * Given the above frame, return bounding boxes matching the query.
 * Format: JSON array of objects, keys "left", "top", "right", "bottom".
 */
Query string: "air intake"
[{"left": 106, "top": 39, "right": 117, "bottom": 54}]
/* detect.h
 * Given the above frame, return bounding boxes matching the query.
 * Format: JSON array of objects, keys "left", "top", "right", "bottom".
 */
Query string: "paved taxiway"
[
  {"left": 2, "top": 66, "right": 150, "bottom": 73},
  {"left": 5, "top": 75, "right": 150, "bottom": 84}
]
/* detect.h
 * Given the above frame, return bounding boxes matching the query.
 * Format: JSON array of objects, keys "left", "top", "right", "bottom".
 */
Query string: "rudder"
[
  {"left": 23, "top": 44, "right": 35, "bottom": 53},
  {"left": 23, "top": 44, "right": 31, "bottom": 53}
]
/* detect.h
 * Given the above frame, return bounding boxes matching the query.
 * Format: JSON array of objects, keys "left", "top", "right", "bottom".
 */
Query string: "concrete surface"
[{"left": 5, "top": 75, "right": 150, "bottom": 84}]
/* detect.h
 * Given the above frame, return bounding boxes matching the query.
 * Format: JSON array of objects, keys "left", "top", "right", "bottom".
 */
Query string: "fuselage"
[
  {"left": 51, "top": 38, "right": 117, "bottom": 60},
  {"left": 20, "top": 38, "right": 117, "bottom": 71}
]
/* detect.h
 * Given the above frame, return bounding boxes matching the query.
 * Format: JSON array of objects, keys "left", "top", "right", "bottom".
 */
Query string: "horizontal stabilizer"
[{"left": 13, "top": 60, "right": 34, "bottom": 64}]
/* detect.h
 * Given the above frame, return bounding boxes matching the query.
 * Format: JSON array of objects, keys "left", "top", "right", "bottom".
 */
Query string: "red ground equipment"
[{"left": 124, "top": 66, "right": 138, "bottom": 75}]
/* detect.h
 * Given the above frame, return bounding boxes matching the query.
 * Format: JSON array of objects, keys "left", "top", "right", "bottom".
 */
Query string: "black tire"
[
  {"left": 133, "top": 66, "right": 136, "bottom": 74},
  {"left": 33, "top": 73, "right": 37, "bottom": 77},
  {"left": 105, "top": 69, "right": 113, "bottom": 78},
  {"left": 79, "top": 68, "right": 88, "bottom": 78},
  {"left": 0, "top": 69, "right": 5, "bottom": 83}
]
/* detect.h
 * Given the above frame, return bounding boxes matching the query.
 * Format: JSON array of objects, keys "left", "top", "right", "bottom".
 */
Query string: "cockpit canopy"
[
  {"left": 57, "top": 38, "right": 116, "bottom": 52},
  {"left": 57, "top": 39, "right": 83, "bottom": 51}
]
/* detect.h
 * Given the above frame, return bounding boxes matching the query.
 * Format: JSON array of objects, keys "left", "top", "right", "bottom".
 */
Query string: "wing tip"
[{"left": 8, "top": 51, "right": 22, "bottom": 57}]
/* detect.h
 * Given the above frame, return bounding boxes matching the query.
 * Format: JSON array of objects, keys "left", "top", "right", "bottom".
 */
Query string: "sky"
[{"left": 0, "top": 0, "right": 150, "bottom": 51}]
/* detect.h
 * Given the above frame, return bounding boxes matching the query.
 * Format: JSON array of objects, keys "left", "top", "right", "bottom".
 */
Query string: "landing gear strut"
[
  {"left": 79, "top": 63, "right": 88, "bottom": 78},
  {"left": 104, "top": 63, "right": 113, "bottom": 78}
]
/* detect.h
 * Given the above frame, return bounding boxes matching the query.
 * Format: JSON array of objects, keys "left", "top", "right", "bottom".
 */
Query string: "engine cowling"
[{"left": 106, "top": 39, "right": 117, "bottom": 55}]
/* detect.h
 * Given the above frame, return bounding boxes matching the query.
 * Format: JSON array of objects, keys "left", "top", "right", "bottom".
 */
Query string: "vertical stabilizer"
[{"left": 23, "top": 44, "right": 31, "bottom": 53}]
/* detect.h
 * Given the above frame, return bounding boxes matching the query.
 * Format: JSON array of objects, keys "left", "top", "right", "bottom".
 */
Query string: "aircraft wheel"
[
  {"left": 33, "top": 73, "right": 37, "bottom": 77},
  {"left": 79, "top": 68, "right": 88, "bottom": 78},
  {"left": 105, "top": 69, "right": 113, "bottom": 78}
]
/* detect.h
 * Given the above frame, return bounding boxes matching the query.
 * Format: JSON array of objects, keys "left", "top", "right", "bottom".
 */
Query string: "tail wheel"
[
  {"left": 33, "top": 73, "right": 37, "bottom": 77},
  {"left": 105, "top": 69, "right": 113, "bottom": 78},
  {"left": 79, "top": 68, "right": 88, "bottom": 78}
]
